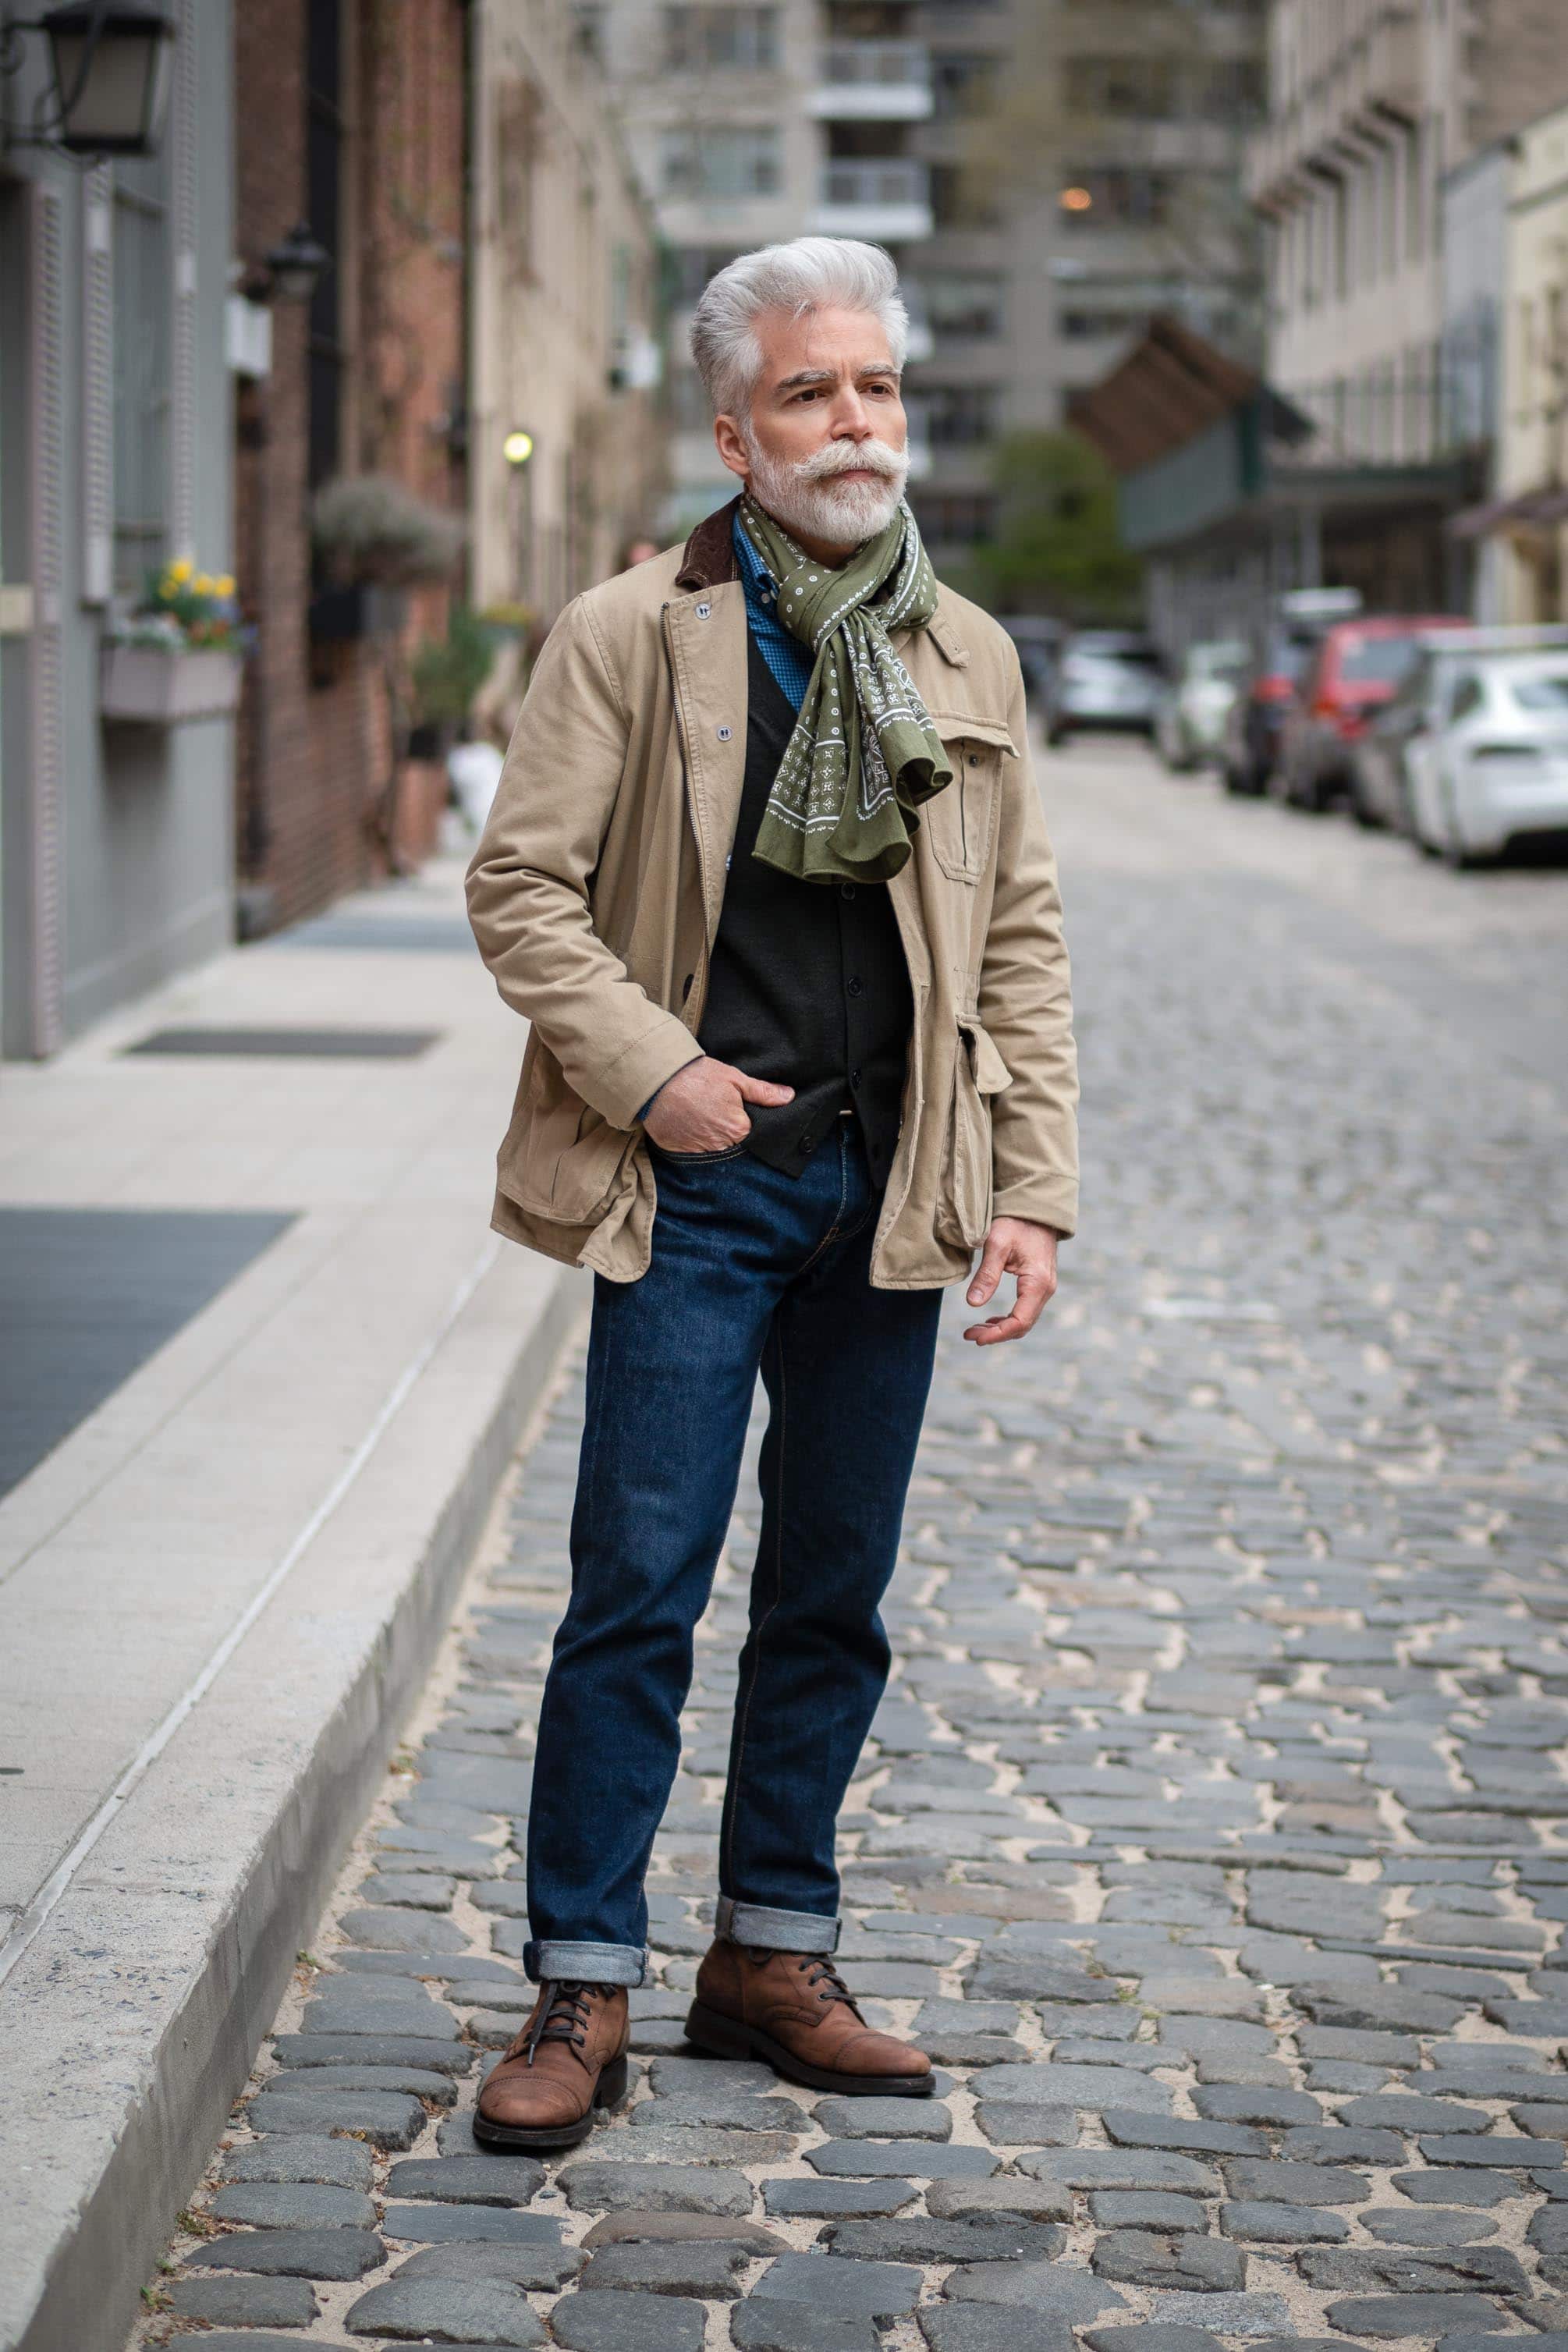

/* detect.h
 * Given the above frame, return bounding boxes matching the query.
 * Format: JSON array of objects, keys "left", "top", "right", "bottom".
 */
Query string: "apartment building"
[
  {"left": 0, "top": 0, "right": 235, "bottom": 1055},
  {"left": 470, "top": 3, "right": 666, "bottom": 625},
  {"left": 1250, "top": 0, "right": 1568, "bottom": 470},
  {"left": 1029, "top": 0, "right": 1267, "bottom": 387},
  {"left": 589, "top": 2, "right": 1265, "bottom": 582}
]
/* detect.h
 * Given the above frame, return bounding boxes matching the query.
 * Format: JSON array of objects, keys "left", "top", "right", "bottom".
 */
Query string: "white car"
[
  {"left": 1155, "top": 639, "right": 1247, "bottom": 772},
  {"left": 1045, "top": 632, "right": 1163, "bottom": 743},
  {"left": 1407, "top": 649, "right": 1568, "bottom": 865}
]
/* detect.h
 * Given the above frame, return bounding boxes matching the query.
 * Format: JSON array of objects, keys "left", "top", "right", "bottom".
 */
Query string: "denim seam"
[
  {"left": 795, "top": 1128, "right": 854, "bottom": 1279},
  {"left": 722, "top": 1312, "right": 789, "bottom": 1897}
]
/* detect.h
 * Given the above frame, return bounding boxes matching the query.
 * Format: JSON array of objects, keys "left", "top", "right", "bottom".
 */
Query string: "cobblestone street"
[{"left": 131, "top": 743, "right": 1568, "bottom": 2352}]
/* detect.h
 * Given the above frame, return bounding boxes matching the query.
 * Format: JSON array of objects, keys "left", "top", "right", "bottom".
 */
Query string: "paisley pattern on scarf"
[{"left": 738, "top": 493, "right": 953, "bottom": 885}]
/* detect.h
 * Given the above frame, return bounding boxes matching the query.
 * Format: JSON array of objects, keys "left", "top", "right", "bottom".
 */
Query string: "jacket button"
[
  {"left": 968, "top": 752, "right": 981, "bottom": 767},
  {"left": 840, "top": 883, "right": 857, "bottom": 900},
  {"left": 801, "top": 1134, "right": 817, "bottom": 1154},
  {"left": 717, "top": 725, "right": 733, "bottom": 741},
  {"left": 846, "top": 976, "right": 864, "bottom": 999}
]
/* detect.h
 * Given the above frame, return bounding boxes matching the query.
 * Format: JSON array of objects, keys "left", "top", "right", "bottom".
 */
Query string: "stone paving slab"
[{"left": 123, "top": 751, "right": 1568, "bottom": 2352}]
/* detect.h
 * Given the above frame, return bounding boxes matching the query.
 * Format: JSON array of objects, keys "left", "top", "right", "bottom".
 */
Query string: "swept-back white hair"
[{"left": 689, "top": 237, "right": 909, "bottom": 418}]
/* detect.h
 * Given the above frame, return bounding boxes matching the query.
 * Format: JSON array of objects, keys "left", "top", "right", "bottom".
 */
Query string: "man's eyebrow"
[{"left": 772, "top": 362, "right": 903, "bottom": 393}]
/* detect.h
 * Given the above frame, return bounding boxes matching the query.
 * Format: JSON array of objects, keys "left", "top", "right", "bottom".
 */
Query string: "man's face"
[{"left": 715, "top": 303, "right": 910, "bottom": 552}]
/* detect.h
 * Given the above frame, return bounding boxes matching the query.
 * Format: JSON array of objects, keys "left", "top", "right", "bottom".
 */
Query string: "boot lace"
[
  {"left": 749, "top": 1948, "right": 862, "bottom": 2013},
  {"left": 520, "top": 1979, "right": 605, "bottom": 2067}
]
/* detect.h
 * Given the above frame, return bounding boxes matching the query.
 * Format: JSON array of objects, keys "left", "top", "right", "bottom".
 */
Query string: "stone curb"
[{"left": 2, "top": 1254, "right": 586, "bottom": 2352}]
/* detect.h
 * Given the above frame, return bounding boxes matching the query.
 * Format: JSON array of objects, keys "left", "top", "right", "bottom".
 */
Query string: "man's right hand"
[{"left": 643, "top": 1056, "right": 794, "bottom": 1153}]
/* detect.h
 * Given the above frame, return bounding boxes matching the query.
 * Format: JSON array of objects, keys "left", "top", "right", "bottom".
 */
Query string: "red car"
[{"left": 1279, "top": 616, "right": 1469, "bottom": 812}]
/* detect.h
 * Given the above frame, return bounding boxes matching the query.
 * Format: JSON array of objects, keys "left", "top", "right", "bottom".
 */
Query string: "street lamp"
[
  {"left": 39, "top": 0, "right": 175, "bottom": 156},
  {"left": 243, "top": 222, "right": 332, "bottom": 307}
]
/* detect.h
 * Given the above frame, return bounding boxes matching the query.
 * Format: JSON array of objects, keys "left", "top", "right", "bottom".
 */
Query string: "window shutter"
[
  {"left": 169, "top": 0, "right": 198, "bottom": 559},
  {"left": 81, "top": 163, "right": 114, "bottom": 607},
  {"left": 29, "top": 179, "right": 66, "bottom": 1058}
]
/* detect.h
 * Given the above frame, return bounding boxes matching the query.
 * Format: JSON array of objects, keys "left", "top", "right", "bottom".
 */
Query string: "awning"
[{"left": 1449, "top": 484, "right": 1568, "bottom": 539}]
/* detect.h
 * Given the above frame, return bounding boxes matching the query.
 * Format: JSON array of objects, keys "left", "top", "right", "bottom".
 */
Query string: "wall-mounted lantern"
[{"left": 0, "top": 0, "right": 177, "bottom": 158}]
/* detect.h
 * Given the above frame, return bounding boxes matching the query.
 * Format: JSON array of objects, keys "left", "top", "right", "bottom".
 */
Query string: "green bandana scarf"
[{"left": 739, "top": 493, "right": 953, "bottom": 885}]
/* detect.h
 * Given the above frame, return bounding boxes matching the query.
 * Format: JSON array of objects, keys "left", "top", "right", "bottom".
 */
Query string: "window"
[
  {"left": 664, "top": 5, "right": 779, "bottom": 72},
  {"left": 931, "top": 51, "right": 998, "bottom": 120},
  {"left": 307, "top": 0, "right": 345, "bottom": 489},
  {"left": 1058, "top": 168, "right": 1174, "bottom": 227},
  {"left": 1190, "top": 59, "right": 1265, "bottom": 120},
  {"left": 917, "top": 271, "right": 1005, "bottom": 339},
  {"left": 1506, "top": 666, "right": 1568, "bottom": 711},
  {"left": 1065, "top": 57, "right": 1175, "bottom": 119},
  {"left": 920, "top": 384, "right": 999, "bottom": 446},
  {"left": 911, "top": 492, "right": 996, "bottom": 544},
  {"left": 667, "top": 244, "right": 744, "bottom": 304},
  {"left": 931, "top": 163, "right": 1002, "bottom": 230},
  {"left": 661, "top": 124, "right": 780, "bottom": 199},
  {"left": 1448, "top": 672, "right": 1483, "bottom": 722},
  {"left": 1060, "top": 307, "right": 1149, "bottom": 341},
  {"left": 112, "top": 152, "right": 171, "bottom": 592}
]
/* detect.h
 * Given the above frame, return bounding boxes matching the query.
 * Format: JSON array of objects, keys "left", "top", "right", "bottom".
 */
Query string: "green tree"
[{"left": 965, "top": 431, "right": 1144, "bottom": 621}]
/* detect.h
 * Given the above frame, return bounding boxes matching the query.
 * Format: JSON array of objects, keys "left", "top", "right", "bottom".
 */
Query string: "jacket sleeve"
[
  {"left": 977, "top": 654, "right": 1080, "bottom": 1238},
  {"left": 465, "top": 594, "right": 704, "bottom": 1131}
]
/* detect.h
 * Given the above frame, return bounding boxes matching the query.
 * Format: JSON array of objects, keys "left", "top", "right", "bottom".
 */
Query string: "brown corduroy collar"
[{"left": 674, "top": 496, "right": 743, "bottom": 592}]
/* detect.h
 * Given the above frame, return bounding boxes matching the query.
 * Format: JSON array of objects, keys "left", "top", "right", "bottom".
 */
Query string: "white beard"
[{"left": 743, "top": 432, "right": 910, "bottom": 549}]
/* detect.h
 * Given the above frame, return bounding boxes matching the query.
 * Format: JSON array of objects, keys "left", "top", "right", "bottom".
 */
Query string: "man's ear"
[{"left": 713, "top": 412, "right": 750, "bottom": 484}]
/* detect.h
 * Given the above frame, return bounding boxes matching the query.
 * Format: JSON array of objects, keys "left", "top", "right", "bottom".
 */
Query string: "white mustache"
[{"left": 796, "top": 439, "right": 906, "bottom": 485}]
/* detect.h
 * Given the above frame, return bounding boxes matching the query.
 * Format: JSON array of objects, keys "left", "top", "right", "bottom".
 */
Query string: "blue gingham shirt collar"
[{"left": 733, "top": 510, "right": 814, "bottom": 715}]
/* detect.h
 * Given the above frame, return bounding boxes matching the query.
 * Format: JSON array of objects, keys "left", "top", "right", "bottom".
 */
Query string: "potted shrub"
[
  {"left": 309, "top": 474, "right": 465, "bottom": 640},
  {"left": 406, "top": 605, "right": 498, "bottom": 757},
  {"left": 100, "top": 560, "right": 246, "bottom": 723}
]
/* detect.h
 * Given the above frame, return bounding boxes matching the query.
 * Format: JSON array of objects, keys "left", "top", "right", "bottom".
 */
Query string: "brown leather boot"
[
  {"left": 473, "top": 1980, "right": 630, "bottom": 2151},
  {"left": 686, "top": 1939, "right": 932, "bottom": 2096}
]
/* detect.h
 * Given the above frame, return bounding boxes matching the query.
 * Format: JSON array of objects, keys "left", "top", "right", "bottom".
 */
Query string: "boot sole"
[
  {"left": 471, "top": 2053, "right": 630, "bottom": 2152},
  {"left": 684, "top": 1999, "right": 934, "bottom": 2097}
]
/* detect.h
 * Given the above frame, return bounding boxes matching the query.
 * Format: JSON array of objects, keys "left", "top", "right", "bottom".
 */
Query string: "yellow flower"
[
  {"left": 214, "top": 574, "right": 236, "bottom": 599},
  {"left": 193, "top": 572, "right": 215, "bottom": 597},
  {"left": 167, "top": 557, "right": 193, "bottom": 584}
]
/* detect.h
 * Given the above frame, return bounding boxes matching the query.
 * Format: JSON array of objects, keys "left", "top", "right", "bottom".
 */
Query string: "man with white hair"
[{"left": 466, "top": 239, "right": 1078, "bottom": 2149}]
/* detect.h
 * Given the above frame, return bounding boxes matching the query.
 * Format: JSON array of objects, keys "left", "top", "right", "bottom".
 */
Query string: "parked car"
[
  {"left": 1348, "top": 626, "right": 1568, "bottom": 853},
  {"left": 1277, "top": 615, "right": 1467, "bottom": 811},
  {"left": 1347, "top": 662, "right": 1442, "bottom": 831},
  {"left": 1044, "top": 630, "right": 1163, "bottom": 743},
  {"left": 1155, "top": 638, "right": 1247, "bottom": 772},
  {"left": 1220, "top": 630, "right": 1313, "bottom": 794},
  {"left": 1405, "top": 645, "right": 1568, "bottom": 864}
]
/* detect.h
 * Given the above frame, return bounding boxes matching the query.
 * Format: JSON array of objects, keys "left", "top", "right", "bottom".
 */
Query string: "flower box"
[{"left": 100, "top": 644, "right": 243, "bottom": 724}]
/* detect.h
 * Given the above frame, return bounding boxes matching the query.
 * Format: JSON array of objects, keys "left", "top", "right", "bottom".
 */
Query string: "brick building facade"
[{"left": 232, "top": 0, "right": 469, "bottom": 936}]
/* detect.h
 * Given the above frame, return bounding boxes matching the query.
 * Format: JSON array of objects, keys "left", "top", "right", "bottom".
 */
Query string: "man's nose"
[{"left": 831, "top": 390, "right": 874, "bottom": 438}]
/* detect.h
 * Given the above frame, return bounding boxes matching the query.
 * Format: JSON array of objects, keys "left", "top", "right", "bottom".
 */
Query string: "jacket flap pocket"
[
  {"left": 962, "top": 1019, "right": 1013, "bottom": 1095},
  {"left": 932, "top": 715, "right": 1018, "bottom": 758}
]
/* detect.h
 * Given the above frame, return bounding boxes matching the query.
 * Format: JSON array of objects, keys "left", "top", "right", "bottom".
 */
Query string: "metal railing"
[
  {"left": 819, "top": 40, "right": 930, "bottom": 91},
  {"left": 820, "top": 159, "right": 930, "bottom": 210}
]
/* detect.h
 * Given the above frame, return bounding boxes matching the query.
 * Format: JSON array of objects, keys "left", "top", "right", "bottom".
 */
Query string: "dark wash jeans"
[{"left": 523, "top": 1117, "right": 942, "bottom": 1986}]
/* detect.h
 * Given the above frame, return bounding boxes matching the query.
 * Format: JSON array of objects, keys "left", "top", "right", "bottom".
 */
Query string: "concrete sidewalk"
[{"left": 0, "top": 860, "right": 583, "bottom": 2352}]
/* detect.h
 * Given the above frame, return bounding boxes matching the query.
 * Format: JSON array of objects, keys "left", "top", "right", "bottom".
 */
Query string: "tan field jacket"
[{"left": 466, "top": 502, "right": 1078, "bottom": 1288}]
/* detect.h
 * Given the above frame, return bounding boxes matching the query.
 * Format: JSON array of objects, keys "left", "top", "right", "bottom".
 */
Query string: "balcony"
[
  {"left": 809, "top": 41, "right": 933, "bottom": 123},
  {"left": 813, "top": 159, "right": 933, "bottom": 244}
]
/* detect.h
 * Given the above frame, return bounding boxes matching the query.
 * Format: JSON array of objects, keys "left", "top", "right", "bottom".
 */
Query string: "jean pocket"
[{"left": 648, "top": 1139, "right": 747, "bottom": 1166}]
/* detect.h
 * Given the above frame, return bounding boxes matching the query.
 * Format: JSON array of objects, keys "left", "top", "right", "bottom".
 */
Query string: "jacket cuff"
[
  {"left": 593, "top": 1019, "right": 705, "bottom": 1132},
  {"left": 992, "top": 1175, "right": 1077, "bottom": 1240}
]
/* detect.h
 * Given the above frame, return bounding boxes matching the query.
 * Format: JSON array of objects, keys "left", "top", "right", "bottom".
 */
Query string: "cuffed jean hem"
[
  {"left": 715, "top": 1896, "right": 839, "bottom": 1953},
  {"left": 524, "top": 1939, "right": 648, "bottom": 1988}
]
